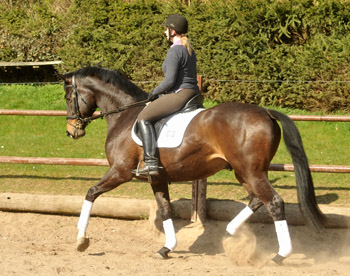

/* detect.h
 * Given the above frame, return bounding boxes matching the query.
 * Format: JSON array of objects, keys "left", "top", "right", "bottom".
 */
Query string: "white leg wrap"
[
  {"left": 226, "top": 206, "right": 254, "bottom": 235},
  {"left": 274, "top": 220, "right": 292, "bottom": 257},
  {"left": 163, "top": 219, "right": 177, "bottom": 251},
  {"left": 77, "top": 200, "right": 93, "bottom": 238}
]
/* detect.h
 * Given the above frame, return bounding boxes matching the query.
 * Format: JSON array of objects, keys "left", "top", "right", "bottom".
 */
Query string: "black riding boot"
[{"left": 132, "top": 120, "right": 159, "bottom": 176}]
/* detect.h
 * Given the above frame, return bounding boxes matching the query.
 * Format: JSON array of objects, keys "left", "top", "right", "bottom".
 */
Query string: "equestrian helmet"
[{"left": 163, "top": 14, "right": 188, "bottom": 34}]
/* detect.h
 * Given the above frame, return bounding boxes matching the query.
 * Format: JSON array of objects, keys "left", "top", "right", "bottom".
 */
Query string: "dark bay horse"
[{"left": 61, "top": 66, "right": 324, "bottom": 265}]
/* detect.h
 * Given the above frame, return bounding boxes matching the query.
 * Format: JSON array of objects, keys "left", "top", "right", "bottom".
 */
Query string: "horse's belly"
[{"left": 164, "top": 155, "right": 228, "bottom": 182}]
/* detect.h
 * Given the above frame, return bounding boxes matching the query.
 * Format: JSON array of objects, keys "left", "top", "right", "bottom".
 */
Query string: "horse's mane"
[{"left": 65, "top": 66, "right": 147, "bottom": 99}]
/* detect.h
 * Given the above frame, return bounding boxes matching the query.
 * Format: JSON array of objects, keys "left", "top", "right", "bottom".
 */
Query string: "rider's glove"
[{"left": 147, "top": 92, "right": 157, "bottom": 102}]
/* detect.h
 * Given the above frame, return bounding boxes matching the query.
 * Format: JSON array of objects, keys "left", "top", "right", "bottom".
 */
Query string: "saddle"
[{"left": 133, "top": 93, "right": 204, "bottom": 144}]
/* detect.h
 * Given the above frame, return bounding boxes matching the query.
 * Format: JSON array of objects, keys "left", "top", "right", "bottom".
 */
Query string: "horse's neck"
[
  {"left": 104, "top": 106, "right": 142, "bottom": 141},
  {"left": 87, "top": 77, "right": 145, "bottom": 129},
  {"left": 96, "top": 87, "right": 136, "bottom": 113},
  {"left": 95, "top": 88, "right": 140, "bottom": 126}
]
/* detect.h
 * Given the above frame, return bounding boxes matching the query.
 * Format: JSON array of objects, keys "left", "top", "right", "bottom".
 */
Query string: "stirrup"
[
  {"left": 132, "top": 160, "right": 159, "bottom": 184},
  {"left": 132, "top": 160, "right": 142, "bottom": 176},
  {"left": 132, "top": 160, "right": 159, "bottom": 176}
]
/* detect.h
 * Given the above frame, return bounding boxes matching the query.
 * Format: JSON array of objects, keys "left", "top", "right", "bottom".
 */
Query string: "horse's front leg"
[
  {"left": 76, "top": 167, "right": 131, "bottom": 252},
  {"left": 151, "top": 181, "right": 177, "bottom": 259}
]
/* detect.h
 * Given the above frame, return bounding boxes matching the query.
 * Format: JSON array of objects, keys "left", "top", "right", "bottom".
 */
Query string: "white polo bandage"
[
  {"left": 274, "top": 220, "right": 292, "bottom": 257},
  {"left": 77, "top": 200, "right": 93, "bottom": 237},
  {"left": 163, "top": 219, "right": 177, "bottom": 251},
  {"left": 226, "top": 206, "right": 254, "bottom": 235}
]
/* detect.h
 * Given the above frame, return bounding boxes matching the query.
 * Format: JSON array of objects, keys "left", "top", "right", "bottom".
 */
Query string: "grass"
[{"left": 0, "top": 84, "right": 349, "bottom": 207}]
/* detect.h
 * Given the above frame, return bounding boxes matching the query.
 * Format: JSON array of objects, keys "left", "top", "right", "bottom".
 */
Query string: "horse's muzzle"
[
  {"left": 66, "top": 129, "right": 86, "bottom": 139},
  {"left": 66, "top": 120, "right": 86, "bottom": 139}
]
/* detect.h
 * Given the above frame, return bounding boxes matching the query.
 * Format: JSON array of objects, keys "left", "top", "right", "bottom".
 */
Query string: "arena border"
[{"left": 0, "top": 193, "right": 349, "bottom": 228}]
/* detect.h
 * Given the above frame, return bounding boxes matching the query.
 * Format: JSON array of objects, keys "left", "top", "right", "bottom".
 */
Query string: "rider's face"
[
  {"left": 164, "top": 27, "right": 170, "bottom": 40},
  {"left": 164, "top": 27, "right": 175, "bottom": 41}
]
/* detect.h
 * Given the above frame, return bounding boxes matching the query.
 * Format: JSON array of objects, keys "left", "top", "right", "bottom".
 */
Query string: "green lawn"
[{"left": 0, "top": 84, "right": 349, "bottom": 207}]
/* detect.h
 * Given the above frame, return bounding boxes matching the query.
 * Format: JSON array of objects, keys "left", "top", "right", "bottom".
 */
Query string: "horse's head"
[
  {"left": 62, "top": 75, "right": 97, "bottom": 139},
  {"left": 60, "top": 66, "right": 149, "bottom": 139}
]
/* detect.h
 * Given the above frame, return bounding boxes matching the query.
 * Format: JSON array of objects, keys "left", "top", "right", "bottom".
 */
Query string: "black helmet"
[{"left": 163, "top": 14, "right": 188, "bottom": 34}]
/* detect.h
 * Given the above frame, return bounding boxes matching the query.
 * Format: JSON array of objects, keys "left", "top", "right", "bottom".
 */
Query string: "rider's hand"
[{"left": 147, "top": 92, "right": 157, "bottom": 102}]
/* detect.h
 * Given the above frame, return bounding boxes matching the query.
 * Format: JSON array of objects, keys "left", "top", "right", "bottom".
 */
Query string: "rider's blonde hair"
[{"left": 181, "top": 36, "right": 193, "bottom": 56}]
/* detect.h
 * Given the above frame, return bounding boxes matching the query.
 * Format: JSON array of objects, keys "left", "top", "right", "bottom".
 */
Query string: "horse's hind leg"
[
  {"left": 150, "top": 181, "right": 177, "bottom": 259},
  {"left": 226, "top": 173, "right": 264, "bottom": 235},
  {"left": 226, "top": 197, "right": 263, "bottom": 235},
  {"left": 227, "top": 173, "right": 292, "bottom": 265},
  {"left": 263, "top": 188, "right": 293, "bottom": 265}
]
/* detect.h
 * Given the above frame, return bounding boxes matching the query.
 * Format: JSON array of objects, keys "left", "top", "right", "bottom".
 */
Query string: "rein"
[
  {"left": 66, "top": 75, "right": 149, "bottom": 128},
  {"left": 82, "top": 99, "right": 149, "bottom": 124}
]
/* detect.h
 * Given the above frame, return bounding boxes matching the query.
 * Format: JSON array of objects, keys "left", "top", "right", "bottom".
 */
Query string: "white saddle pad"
[{"left": 131, "top": 109, "right": 205, "bottom": 148}]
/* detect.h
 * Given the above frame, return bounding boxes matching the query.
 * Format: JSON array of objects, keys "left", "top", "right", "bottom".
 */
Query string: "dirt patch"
[{"left": 0, "top": 211, "right": 349, "bottom": 275}]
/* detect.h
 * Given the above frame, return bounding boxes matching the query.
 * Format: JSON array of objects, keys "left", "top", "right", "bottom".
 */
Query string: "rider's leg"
[
  {"left": 133, "top": 89, "right": 200, "bottom": 176},
  {"left": 133, "top": 120, "right": 159, "bottom": 176}
]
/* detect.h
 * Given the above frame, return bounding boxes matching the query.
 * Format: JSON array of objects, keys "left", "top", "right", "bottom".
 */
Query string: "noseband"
[{"left": 66, "top": 75, "right": 149, "bottom": 131}]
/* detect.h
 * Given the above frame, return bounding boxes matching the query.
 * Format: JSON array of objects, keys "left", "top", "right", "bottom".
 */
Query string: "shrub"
[{"left": 1, "top": 0, "right": 350, "bottom": 111}]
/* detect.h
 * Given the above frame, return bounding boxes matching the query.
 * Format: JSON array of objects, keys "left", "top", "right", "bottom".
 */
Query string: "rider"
[{"left": 133, "top": 14, "right": 201, "bottom": 176}]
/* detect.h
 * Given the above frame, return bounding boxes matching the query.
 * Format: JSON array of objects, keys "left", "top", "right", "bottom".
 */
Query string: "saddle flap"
[
  {"left": 133, "top": 93, "right": 204, "bottom": 141},
  {"left": 132, "top": 108, "right": 205, "bottom": 148}
]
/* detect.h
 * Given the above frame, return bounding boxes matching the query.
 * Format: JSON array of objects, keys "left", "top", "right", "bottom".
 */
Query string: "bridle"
[
  {"left": 65, "top": 75, "right": 149, "bottom": 131},
  {"left": 65, "top": 75, "right": 89, "bottom": 130}
]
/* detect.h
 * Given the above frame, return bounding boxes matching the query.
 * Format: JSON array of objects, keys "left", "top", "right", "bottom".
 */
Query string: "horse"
[{"left": 60, "top": 66, "right": 325, "bottom": 265}]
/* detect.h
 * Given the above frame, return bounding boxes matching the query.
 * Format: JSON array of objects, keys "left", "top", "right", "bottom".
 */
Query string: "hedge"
[{"left": 1, "top": 0, "right": 350, "bottom": 112}]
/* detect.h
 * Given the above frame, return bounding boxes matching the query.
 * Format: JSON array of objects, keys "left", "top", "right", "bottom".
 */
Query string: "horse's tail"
[{"left": 267, "top": 109, "right": 325, "bottom": 232}]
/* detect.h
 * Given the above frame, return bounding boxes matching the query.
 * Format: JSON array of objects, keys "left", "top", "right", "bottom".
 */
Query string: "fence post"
[
  {"left": 191, "top": 75, "right": 207, "bottom": 224},
  {"left": 197, "top": 75, "right": 203, "bottom": 91},
  {"left": 191, "top": 178, "right": 207, "bottom": 223}
]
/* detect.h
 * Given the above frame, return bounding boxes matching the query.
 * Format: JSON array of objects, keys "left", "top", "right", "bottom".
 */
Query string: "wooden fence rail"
[
  {"left": 1, "top": 109, "right": 350, "bottom": 122},
  {"left": 0, "top": 156, "right": 349, "bottom": 173},
  {"left": 0, "top": 110, "right": 349, "bottom": 173}
]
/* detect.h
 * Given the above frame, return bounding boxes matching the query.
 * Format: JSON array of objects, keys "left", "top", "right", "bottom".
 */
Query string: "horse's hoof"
[
  {"left": 270, "top": 254, "right": 285, "bottom": 266},
  {"left": 76, "top": 237, "right": 90, "bottom": 252},
  {"left": 155, "top": 247, "right": 171, "bottom": 259}
]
